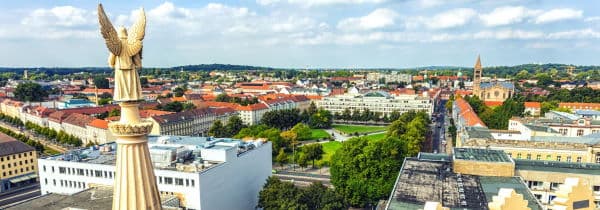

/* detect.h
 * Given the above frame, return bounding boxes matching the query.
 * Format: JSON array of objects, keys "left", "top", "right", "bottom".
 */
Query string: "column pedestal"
[{"left": 109, "top": 102, "right": 162, "bottom": 210}]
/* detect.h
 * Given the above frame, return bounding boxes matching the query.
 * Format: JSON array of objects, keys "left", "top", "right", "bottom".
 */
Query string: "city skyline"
[{"left": 0, "top": 0, "right": 599, "bottom": 68}]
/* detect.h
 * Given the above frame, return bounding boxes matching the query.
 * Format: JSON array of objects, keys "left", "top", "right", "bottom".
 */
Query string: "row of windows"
[
  {"left": 0, "top": 152, "right": 34, "bottom": 161},
  {"left": 508, "top": 153, "right": 582, "bottom": 162},
  {"left": 1, "top": 159, "right": 35, "bottom": 170},
  {"left": 45, "top": 178, "right": 86, "bottom": 189},
  {"left": 158, "top": 176, "right": 195, "bottom": 187},
  {"left": 44, "top": 165, "right": 197, "bottom": 188},
  {"left": 44, "top": 166, "right": 114, "bottom": 179},
  {"left": 1, "top": 166, "right": 35, "bottom": 177}
]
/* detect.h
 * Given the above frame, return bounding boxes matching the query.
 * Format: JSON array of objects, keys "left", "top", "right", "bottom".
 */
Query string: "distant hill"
[
  {"left": 169, "top": 64, "right": 274, "bottom": 71},
  {"left": 0, "top": 63, "right": 598, "bottom": 76}
]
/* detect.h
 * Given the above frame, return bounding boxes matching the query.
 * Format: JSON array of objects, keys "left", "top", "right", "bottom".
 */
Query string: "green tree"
[
  {"left": 308, "top": 109, "right": 333, "bottom": 129},
  {"left": 302, "top": 143, "right": 324, "bottom": 168},
  {"left": 330, "top": 136, "right": 406, "bottom": 207},
  {"left": 291, "top": 123, "right": 312, "bottom": 141},
  {"left": 275, "top": 148, "right": 288, "bottom": 168},
  {"left": 108, "top": 108, "right": 120, "bottom": 117},
  {"left": 208, "top": 120, "right": 225, "bottom": 137},
  {"left": 15, "top": 82, "right": 48, "bottom": 102},
  {"left": 257, "top": 177, "right": 306, "bottom": 210},
  {"left": 225, "top": 115, "right": 246, "bottom": 137},
  {"left": 173, "top": 86, "right": 186, "bottom": 97},
  {"left": 93, "top": 76, "right": 110, "bottom": 89}
]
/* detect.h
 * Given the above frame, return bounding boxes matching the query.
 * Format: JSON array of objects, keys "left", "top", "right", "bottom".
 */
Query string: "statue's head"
[{"left": 118, "top": 26, "right": 128, "bottom": 39}]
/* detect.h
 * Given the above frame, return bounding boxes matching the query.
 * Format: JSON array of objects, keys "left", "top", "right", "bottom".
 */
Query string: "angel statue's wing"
[
  {"left": 98, "top": 4, "right": 121, "bottom": 56},
  {"left": 125, "top": 8, "right": 146, "bottom": 56}
]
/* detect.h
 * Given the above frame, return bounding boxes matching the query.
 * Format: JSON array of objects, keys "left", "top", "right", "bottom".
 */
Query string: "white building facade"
[
  {"left": 37, "top": 136, "right": 272, "bottom": 210},
  {"left": 317, "top": 91, "right": 433, "bottom": 116}
]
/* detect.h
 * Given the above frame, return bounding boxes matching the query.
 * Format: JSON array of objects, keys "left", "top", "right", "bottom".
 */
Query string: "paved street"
[
  {"left": 431, "top": 99, "right": 448, "bottom": 153},
  {"left": 0, "top": 183, "right": 41, "bottom": 208}
]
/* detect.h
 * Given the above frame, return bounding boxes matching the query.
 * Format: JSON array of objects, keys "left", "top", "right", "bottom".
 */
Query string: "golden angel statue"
[{"left": 98, "top": 4, "right": 145, "bottom": 102}]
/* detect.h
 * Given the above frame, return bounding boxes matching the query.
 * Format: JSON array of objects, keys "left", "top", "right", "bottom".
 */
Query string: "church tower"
[{"left": 473, "top": 55, "right": 482, "bottom": 94}]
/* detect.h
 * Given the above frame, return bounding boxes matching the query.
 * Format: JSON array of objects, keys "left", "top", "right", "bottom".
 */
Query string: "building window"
[
  {"left": 526, "top": 154, "right": 531, "bottom": 160},
  {"left": 186, "top": 179, "right": 190, "bottom": 187},
  {"left": 59, "top": 167, "right": 66, "bottom": 174},
  {"left": 159, "top": 176, "right": 163, "bottom": 184},
  {"left": 577, "top": 157, "right": 582, "bottom": 162},
  {"left": 191, "top": 180, "right": 195, "bottom": 187},
  {"left": 94, "top": 170, "right": 103, "bottom": 177},
  {"left": 546, "top": 155, "right": 551, "bottom": 160},
  {"left": 567, "top": 156, "right": 572, "bottom": 162},
  {"left": 53, "top": 179, "right": 56, "bottom": 186},
  {"left": 593, "top": 186, "right": 600, "bottom": 192},
  {"left": 550, "top": 182, "right": 560, "bottom": 190},
  {"left": 164, "top": 177, "right": 173, "bottom": 185},
  {"left": 596, "top": 153, "right": 600, "bottom": 164},
  {"left": 175, "top": 178, "right": 184, "bottom": 186},
  {"left": 577, "top": 129, "right": 584, "bottom": 136},
  {"left": 43, "top": 165, "right": 46, "bottom": 172},
  {"left": 517, "top": 153, "right": 522, "bottom": 159},
  {"left": 556, "top": 156, "right": 562, "bottom": 162},
  {"left": 549, "top": 195, "right": 556, "bottom": 202}
]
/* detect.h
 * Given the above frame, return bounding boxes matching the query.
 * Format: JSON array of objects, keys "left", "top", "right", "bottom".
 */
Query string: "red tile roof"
[
  {"left": 524, "top": 102, "right": 541, "bottom": 108},
  {"left": 455, "top": 98, "right": 486, "bottom": 127},
  {"left": 81, "top": 88, "right": 113, "bottom": 95},
  {"left": 559, "top": 102, "right": 600, "bottom": 110},
  {"left": 87, "top": 119, "right": 109, "bottom": 129},
  {"left": 63, "top": 113, "right": 96, "bottom": 128}
]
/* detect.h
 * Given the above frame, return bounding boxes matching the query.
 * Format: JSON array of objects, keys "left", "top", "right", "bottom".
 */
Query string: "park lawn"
[
  {"left": 310, "top": 129, "right": 331, "bottom": 140},
  {"left": 333, "top": 124, "right": 386, "bottom": 135},
  {"left": 364, "top": 133, "right": 386, "bottom": 141},
  {"left": 318, "top": 141, "right": 342, "bottom": 165}
]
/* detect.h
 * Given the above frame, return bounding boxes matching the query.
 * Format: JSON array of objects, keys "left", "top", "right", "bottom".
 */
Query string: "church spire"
[
  {"left": 475, "top": 55, "right": 482, "bottom": 70},
  {"left": 473, "top": 55, "right": 482, "bottom": 94}
]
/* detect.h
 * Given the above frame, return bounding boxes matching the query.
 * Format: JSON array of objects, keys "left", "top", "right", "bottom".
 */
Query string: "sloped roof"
[
  {"left": 524, "top": 102, "right": 541, "bottom": 108},
  {"left": 63, "top": 113, "right": 96, "bottom": 128},
  {"left": 87, "top": 119, "right": 108, "bottom": 129},
  {"left": 0, "top": 132, "right": 34, "bottom": 156}
]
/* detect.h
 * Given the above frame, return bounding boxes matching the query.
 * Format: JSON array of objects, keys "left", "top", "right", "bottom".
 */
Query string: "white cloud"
[
  {"left": 479, "top": 6, "right": 541, "bottom": 27},
  {"left": 584, "top": 17, "right": 600, "bottom": 22},
  {"left": 526, "top": 42, "right": 558, "bottom": 49},
  {"left": 337, "top": 8, "right": 397, "bottom": 31},
  {"left": 546, "top": 28, "right": 600, "bottom": 39},
  {"left": 256, "top": 0, "right": 281, "bottom": 6},
  {"left": 535, "top": 8, "right": 582, "bottom": 24},
  {"left": 474, "top": 29, "right": 543, "bottom": 40},
  {"left": 416, "top": 0, "right": 445, "bottom": 8},
  {"left": 258, "top": 0, "right": 385, "bottom": 7},
  {"left": 425, "top": 8, "right": 476, "bottom": 29},
  {"left": 21, "top": 6, "right": 94, "bottom": 27}
]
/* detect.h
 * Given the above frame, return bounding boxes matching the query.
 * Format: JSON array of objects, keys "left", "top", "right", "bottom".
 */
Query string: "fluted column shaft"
[{"left": 110, "top": 102, "right": 161, "bottom": 210}]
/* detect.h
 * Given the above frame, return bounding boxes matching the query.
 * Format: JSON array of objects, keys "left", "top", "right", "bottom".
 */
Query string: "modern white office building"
[
  {"left": 37, "top": 136, "right": 272, "bottom": 210},
  {"left": 317, "top": 91, "right": 434, "bottom": 116}
]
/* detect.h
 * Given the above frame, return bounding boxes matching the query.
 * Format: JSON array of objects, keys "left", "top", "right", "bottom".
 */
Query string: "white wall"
[
  {"left": 198, "top": 142, "right": 272, "bottom": 210},
  {"left": 37, "top": 142, "right": 272, "bottom": 210}
]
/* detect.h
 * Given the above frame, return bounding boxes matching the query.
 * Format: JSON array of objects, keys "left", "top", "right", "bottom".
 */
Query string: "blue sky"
[{"left": 0, "top": 0, "right": 599, "bottom": 68}]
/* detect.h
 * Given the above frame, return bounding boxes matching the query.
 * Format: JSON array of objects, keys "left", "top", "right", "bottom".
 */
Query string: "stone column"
[{"left": 109, "top": 102, "right": 162, "bottom": 210}]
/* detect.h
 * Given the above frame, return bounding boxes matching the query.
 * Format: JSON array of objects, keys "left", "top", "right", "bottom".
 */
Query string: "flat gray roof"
[
  {"left": 5, "top": 186, "right": 179, "bottom": 210},
  {"left": 453, "top": 148, "right": 512, "bottom": 163},
  {"left": 515, "top": 159, "right": 600, "bottom": 175}
]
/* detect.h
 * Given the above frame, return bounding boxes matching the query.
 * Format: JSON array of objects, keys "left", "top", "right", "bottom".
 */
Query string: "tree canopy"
[
  {"left": 15, "top": 82, "right": 48, "bottom": 102},
  {"left": 258, "top": 177, "right": 346, "bottom": 210},
  {"left": 330, "top": 136, "right": 406, "bottom": 207}
]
